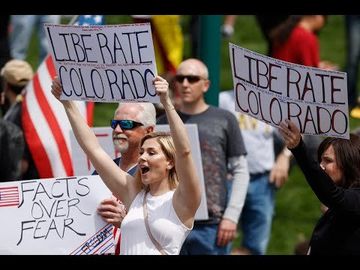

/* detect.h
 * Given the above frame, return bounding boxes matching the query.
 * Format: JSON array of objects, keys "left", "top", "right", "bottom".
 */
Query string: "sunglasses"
[
  {"left": 110, "top": 120, "right": 143, "bottom": 130},
  {"left": 175, "top": 74, "right": 205, "bottom": 84}
]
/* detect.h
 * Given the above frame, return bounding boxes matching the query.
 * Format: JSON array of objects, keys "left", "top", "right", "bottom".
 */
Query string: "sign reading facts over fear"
[
  {"left": 229, "top": 43, "right": 349, "bottom": 139},
  {"left": 0, "top": 176, "right": 113, "bottom": 255},
  {"left": 45, "top": 23, "right": 159, "bottom": 103}
]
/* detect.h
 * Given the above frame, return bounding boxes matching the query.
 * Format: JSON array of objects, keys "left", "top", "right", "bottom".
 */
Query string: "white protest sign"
[
  {"left": 0, "top": 175, "right": 113, "bottom": 255},
  {"left": 70, "top": 124, "right": 208, "bottom": 220},
  {"left": 156, "top": 124, "right": 208, "bottom": 221},
  {"left": 45, "top": 23, "right": 159, "bottom": 103},
  {"left": 71, "top": 127, "right": 121, "bottom": 175},
  {"left": 229, "top": 43, "right": 349, "bottom": 139}
]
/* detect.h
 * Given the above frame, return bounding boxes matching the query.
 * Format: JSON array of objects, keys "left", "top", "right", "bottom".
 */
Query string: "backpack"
[{"left": 0, "top": 119, "right": 24, "bottom": 181}]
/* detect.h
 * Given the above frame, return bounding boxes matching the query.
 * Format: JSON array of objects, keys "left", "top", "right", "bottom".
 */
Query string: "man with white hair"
[{"left": 93, "top": 102, "right": 156, "bottom": 255}]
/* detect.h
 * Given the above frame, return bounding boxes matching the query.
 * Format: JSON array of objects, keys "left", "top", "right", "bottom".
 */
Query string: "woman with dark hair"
[
  {"left": 279, "top": 119, "right": 360, "bottom": 255},
  {"left": 255, "top": 15, "right": 299, "bottom": 56}
]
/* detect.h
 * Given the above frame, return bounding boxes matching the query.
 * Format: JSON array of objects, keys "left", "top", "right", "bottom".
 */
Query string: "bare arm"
[
  {"left": 153, "top": 76, "right": 201, "bottom": 225},
  {"left": 51, "top": 78, "right": 140, "bottom": 209},
  {"left": 269, "top": 147, "right": 291, "bottom": 188}
]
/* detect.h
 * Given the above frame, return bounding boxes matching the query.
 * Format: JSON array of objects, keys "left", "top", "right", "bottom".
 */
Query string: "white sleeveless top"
[{"left": 120, "top": 189, "right": 192, "bottom": 255}]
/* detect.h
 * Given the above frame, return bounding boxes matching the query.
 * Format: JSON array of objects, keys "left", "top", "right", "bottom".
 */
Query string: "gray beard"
[{"left": 113, "top": 141, "right": 128, "bottom": 154}]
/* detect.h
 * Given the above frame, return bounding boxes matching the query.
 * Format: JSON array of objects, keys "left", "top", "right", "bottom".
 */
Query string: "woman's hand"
[
  {"left": 278, "top": 119, "right": 301, "bottom": 149},
  {"left": 50, "top": 77, "right": 63, "bottom": 101},
  {"left": 153, "top": 75, "right": 171, "bottom": 107}
]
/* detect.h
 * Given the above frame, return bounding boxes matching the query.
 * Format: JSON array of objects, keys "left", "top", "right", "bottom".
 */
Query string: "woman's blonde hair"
[{"left": 135, "top": 132, "right": 179, "bottom": 190}]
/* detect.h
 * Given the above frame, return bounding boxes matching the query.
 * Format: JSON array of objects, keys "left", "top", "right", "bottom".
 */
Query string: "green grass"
[
  {"left": 26, "top": 15, "right": 360, "bottom": 254},
  {"left": 267, "top": 167, "right": 320, "bottom": 254}
]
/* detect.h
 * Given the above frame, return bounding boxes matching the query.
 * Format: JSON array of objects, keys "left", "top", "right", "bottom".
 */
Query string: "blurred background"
[{"left": 14, "top": 15, "right": 360, "bottom": 254}]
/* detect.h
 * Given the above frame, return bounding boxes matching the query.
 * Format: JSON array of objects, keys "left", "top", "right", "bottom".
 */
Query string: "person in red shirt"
[{"left": 271, "top": 15, "right": 337, "bottom": 70}]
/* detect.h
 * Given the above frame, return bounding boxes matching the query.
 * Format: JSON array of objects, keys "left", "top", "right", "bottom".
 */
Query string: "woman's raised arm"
[
  {"left": 51, "top": 78, "right": 140, "bottom": 209},
  {"left": 153, "top": 76, "right": 201, "bottom": 224}
]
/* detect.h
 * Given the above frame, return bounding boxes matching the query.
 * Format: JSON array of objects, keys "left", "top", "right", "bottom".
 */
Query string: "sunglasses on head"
[
  {"left": 175, "top": 74, "right": 204, "bottom": 84},
  {"left": 110, "top": 119, "right": 143, "bottom": 130}
]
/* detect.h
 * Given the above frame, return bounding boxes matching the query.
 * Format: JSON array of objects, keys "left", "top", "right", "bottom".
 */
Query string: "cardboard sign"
[
  {"left": 70, "top": 124, "right": 209, "bottom": 220},
  {"left": 229, "top": 43, "right": 349, "bottom": 139},
  {"left": 45, "top": 23, "right": 159, "bottom": 103},
  {"left": 156, "top": 124, "right": 208, "bottom": 221},
  {"left": 0, "top": 175, "right": 113, "bottom": 255},
  {"left": 71, "top": 127, "right": 122, "bottom": 174}
]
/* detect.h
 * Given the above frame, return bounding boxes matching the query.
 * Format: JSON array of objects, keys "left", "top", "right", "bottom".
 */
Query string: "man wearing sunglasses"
[
  {"left": 157, "top": 58, "right": 249, "bottom": 255},
  {"left": 93, "top": 102, "right": 156, "bottom": 255}
]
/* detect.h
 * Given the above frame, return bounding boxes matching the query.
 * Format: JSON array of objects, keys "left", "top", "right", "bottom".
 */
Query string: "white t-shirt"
[
  {"left": 120, "top": 189, "right": 192, "bottom": 255},
  {"left": 219, "top": 90, "right": 275, "bottom": 174}
]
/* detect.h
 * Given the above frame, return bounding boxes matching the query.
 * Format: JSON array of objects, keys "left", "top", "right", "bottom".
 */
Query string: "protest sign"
[
  {"left": 71, "top": 127, "right": 121, "bottom": 175},
  {"left": 0, "top": 175, "right": 113, "bottom": 255},
  {"left": 45, "top": 23, "right": 159, "bottom": 103},
  {"left": 229, "top": 43, "right": 349, "bottom": 139},
  {"left": 156, "top": 124, "right": 208, "bottom": 221},
  {"left": 70, "top": 124, "right": 208, "bottom": 220}
]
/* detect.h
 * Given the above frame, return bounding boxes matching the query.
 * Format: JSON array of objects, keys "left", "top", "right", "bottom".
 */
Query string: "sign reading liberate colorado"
[
  {"left": 45, "top": 23, "right": 159, "bottom": 103},
  {"left": 229, "top": 43, "right": 349, "bottom": 139}
]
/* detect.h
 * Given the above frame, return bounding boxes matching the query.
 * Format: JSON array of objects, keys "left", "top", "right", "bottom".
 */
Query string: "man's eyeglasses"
[
  {"left": 175, "top": 74, "right": 205, "bottom": 84},
  {"left": 110, "top": 120, "right": 143, "bottom": 130}
]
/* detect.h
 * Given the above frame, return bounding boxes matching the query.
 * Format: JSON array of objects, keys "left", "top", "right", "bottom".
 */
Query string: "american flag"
[
  {"left": 21, "top": 15, "right": 104, "bottom": 178},
  {"left": 0, "top": 186, "right": 19, "bottom": 207}
]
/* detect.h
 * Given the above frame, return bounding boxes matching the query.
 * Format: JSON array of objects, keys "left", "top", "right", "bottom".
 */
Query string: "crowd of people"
[{"left": 1, "top": 15, "right": 360, "bottom": 255}]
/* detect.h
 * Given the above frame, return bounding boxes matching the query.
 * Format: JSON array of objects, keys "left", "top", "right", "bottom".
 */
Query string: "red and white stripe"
[
  {"left": 22, "top": 55, "right": 91, "bottom": 178},
  {"left": 113, "top": 227, "right": 121, "bottom": 255},
  {"left": 0, "top": 186, "right": 19, "bottom": 207}
]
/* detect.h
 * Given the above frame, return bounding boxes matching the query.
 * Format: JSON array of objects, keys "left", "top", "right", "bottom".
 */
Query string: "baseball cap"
[{"left": 1, "top": 59, "right": 34, "bottom": 87}]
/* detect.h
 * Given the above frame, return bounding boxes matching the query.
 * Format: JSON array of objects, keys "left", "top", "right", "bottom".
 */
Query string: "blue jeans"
[
  {"left": 180, "top": 223, "right": 230, "bottom": 255},
  {"left": 345, "top": 15, "right": 360, "bottom": 108},
  {"left": 239, "top": 173, "right": 276, "bottom": 255},
  {"left": 10, "top": 15, "right": 61, "bottom": 63}
]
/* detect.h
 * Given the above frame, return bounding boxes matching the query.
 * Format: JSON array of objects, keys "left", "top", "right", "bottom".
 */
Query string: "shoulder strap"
[{"left": 143, "top": 190, "right": 167, "bottom": 255}]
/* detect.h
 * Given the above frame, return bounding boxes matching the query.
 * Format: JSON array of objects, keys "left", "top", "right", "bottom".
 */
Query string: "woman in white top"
[{"left": 51, "top": 75, "right": 201, "bottom": 255}]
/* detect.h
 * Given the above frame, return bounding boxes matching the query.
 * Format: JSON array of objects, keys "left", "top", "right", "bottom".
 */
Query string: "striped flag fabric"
[
  {"left": 70, "top": 224, "right": 114, "bottom": 255},
  {"left": 21, "top": 15, "right": 104, "bottom": 178},
  {"left": 0, "top": 186, "right": 19, "bottom": 207}
]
